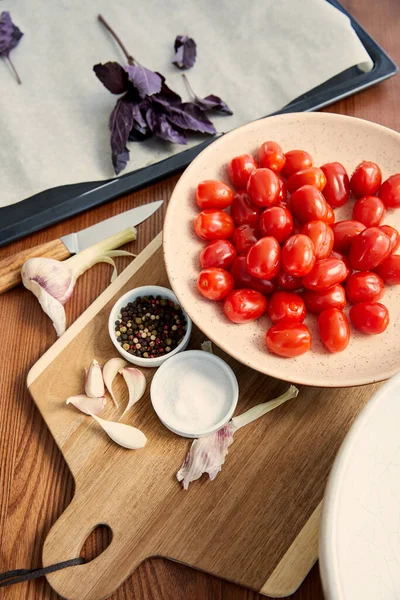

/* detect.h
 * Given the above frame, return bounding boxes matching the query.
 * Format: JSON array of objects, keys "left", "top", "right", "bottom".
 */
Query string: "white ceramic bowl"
[
  {"left": 150, "top": 350, "right": 239, "bottom": 437},
  {"left": 320, "top": 372, "right": 400, "bottom": 600},
  {"left": 108, "top": 285, "right": 192, "bottom": 367}
]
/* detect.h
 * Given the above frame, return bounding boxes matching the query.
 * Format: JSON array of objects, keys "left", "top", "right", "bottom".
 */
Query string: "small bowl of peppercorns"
[{"left": 108, "top": 285, "right": 192, "bottom": 367}]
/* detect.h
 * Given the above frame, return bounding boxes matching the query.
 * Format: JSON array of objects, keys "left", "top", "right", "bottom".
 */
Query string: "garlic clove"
[
  {"left": 26, "top": 279, "right": 67, "bottom": 337},
  {"left": 85, "top": 359, "right": 105, "bottom": 399},
  {"left": 103, "top": 357, "right": 128, "bottom": 407},
  {"left": 119, "top": 367, "right": 146, "bottom": 415},
  {"left": 66, "top": 395, "right": 106, "bottom": 416},
  {"left": 89, "top": 413, "right": 147, "bottom": 449}
]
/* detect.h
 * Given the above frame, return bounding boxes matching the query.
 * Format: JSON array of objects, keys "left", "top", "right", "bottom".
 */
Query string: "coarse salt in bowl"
[
  {"left": 108, "top": 285, "right": 192, "bottom": 367},
  {"left": 150, "top": 350, "right": 239, "bottom": 438}
]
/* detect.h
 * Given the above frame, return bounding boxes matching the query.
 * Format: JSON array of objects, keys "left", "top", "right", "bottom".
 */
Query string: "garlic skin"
[
  {"left": 66, "top": 394, "right": 106, "bottom": 416},
  {"left": 103, "top": 357, "right": 128, "bottom": 407},
  {"left": 85, "top": 360, "right": 105, "bottom": 399},
  {"left": 120, "top": 367, "right": 146, "bottom": 415},
  {"left": 89, "top": 413, "right": 147, "bottom": 449}
]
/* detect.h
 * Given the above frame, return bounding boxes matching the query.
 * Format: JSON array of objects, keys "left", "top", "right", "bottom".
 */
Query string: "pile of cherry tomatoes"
[{"left": 194, "top": 141, "right": 400, "bottom": 357}]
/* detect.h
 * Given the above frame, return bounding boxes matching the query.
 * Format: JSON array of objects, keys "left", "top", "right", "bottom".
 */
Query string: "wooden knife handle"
[{"left": 0, "top": 239, "right": 71, "bottom": 294}]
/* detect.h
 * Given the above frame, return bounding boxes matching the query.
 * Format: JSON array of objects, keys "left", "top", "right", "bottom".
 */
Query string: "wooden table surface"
[{"left": 1, "top": 1, "right": 399, "bottom": 598}]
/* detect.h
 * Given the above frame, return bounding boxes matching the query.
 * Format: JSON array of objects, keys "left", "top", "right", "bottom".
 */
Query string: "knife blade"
[{"left": 0, "top": 200, "right": 163, "bottom": 294}]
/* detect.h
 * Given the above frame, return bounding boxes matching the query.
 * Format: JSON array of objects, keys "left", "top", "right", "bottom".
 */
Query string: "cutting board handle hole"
[{"left": 79, "top": 524, "right": 112, "bottom": 563}]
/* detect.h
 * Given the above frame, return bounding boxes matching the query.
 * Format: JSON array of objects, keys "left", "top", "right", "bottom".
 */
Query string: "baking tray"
[{"left": 0, "top": 0, "right": 397, "bottom": 248}]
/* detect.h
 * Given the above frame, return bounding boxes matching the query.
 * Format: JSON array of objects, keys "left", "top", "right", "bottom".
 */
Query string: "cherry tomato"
[
  {"left": 379, "top": 225, "right": 400, "bottom": 253},
  {"left": 317, "top": 308, "right": 350, "bottom": 353},
  {"left": 378, "top": 173, "right": 400, "bottom": 208},
  {"left": 282, "top": 234, "right": 316, "bottom": 277},
  {"left": 302, "top": 284, "right": 346, "bottom": 314},
  {"left": 350, "top": 161, "right": 382, "bottom": 198},
  {"left": 352, "top": 196, "right": 386, "bottom": 227},
  {"left": 197, "top": 268, "right": 234, "bottom": 300},
  {"left": 277, "top": 177, "right": 288, "bottom": 205},
  {"left": 302, "top": 258, "right": 347, "bottom": 291},
  {"left": 232, "top": 224, "right": 259, "bottom": 255},
  {"left": 267, "top": 291, "right": 306, "bottom": 324},
  {"left": 301, "top": 221, "right": 334, "bottom": 259},
  {"left": 281, "top": 150, "right": 313, "bottom": 178},
  {"left": 200, "top": 240, "right": 237, "bottom": 270},
  {"left": 320, "top": 162, "right": 350, "bottom": 208},
  {"left": 349, "top": 301, "right": 389, "bottom": 334},
  {"left": 374, "top": 254, "right": 400, "bottom": 285},
  {"left": 325, "top": 204, "right": 335, "bottom": 225},
  {"left": 259, "top": 206, "right": 293, "bottom": 243},
  {"left": 230, "top": 256, "right": 277, "bottom": 295},
  {"left": 346, "top": 271, "right": 385, "bottom": 304},
  {"left": 289, "top": 185, "right": 329, "bottom": 225},
  {"left": 247, "top": 168, "right": 280, "bottom": 207},
  {"left": 194, "top": 210, "right": 235, "bottom": 241},
  {"left": 223, "top": 289, "right": 268, "bottom": 323},
  {"left": 246, "top": 237, "right": 281, "bottom": 280},
  {"left": 276, "top": 270, "right": 303, "bottom": 291},
  {"left": 230, "top": 191, "right": 261, "bottom": 226},
  {"left": 258, "top": 141, "right": 286, "bottom": 173},
  {"left": 349, "top": 227, "right": 391, "bottom": 270},
  {"left": 329, "top": 250, "right": 353, "bottom": 281},
  {"left": 332, "top": 220, "right": 366, "bottom": 253},
  {"left": 228, "top": 154, "right": 258, "bottom": 189},
  {"left": 265, "top": 323, "right": 311, "bottom": 358},
  {"left": 287, "top": 167, "right": 327, "bottom": 194},
  {"left": 196, "top": 180, "right": 234, "bottom": 210}
]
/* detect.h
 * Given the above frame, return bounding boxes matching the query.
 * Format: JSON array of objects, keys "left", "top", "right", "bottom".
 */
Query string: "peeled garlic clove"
[
  {"left": 66, "top": 395, "right": 106, "bottom": 416},
  {"left": 85, "top": 359, "right": 105, "bottom": 399},
  {"left": 103, "top": 357, "right": 128, "bottom": 407},
  {"left": 120, "top": 367, "right": 146, "bottom": 415},
  {"left": 89, "top": 413, "right": 147, "bottom": 449}
]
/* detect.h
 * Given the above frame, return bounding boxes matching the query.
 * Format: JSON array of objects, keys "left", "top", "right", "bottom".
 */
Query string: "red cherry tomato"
[
  {"left": 349, "top": 227, "right": 391, "bottom": 271},
  {"left": 350, "top": 161, "right": 382, "bottom": 198},
  {"left": 258, "top": 141, "right": 286, "bottom": 173},
  {"left": 301, "top": 221, "right": 334, "bottom": 259},
  {"left": 230, "top": 191, "right": 261, "bottom": 226},
  {"left": 223, "top": 289, "right": 268, "bottom": 323},
  {"left": 267, "top": 291, "right": 306, "bottom": 324},
  {"left": 302, "top": 284, "right": 346, "bottom": 314},
  {"left": 378, "top": 174, "right": 400, "bottom": 208},
  {"left": 197, "top": 268, "right": 234, "bottom": 300},
  {"left": 281, "top": 150, "right": 313, "bottom": 178},
  {"left": 247, "top": 168, "right": 280, "bottom": 207},
  {"left": 230, "top": 256, "right": 277, "bottom": 295},
  {"left": 276, "top": 270, "right": 303, "bottom": 291},
  {"left": 194, "top": 210, "right": 235, "bottom": 241},
  {"left": 196, "top": 180, "right": 234, "bottom": 210},
  {"left": 289, "top": 185, "right": 329, "bottom": 225},
  {"left": 320, "top": 162, "right": 350, "bottom": 208},
  {"left": 259, "top": 206, "right": 293, "bottom": 243},
  {"left": 329, "top": 250, "right": 353, "bottom": 281},
  {"left": 325, "top": 204, "right": 335, "bottom": 225},
  {"left": 349, "top": 301, "right": 389, "bottom": 334},
  {"left": 346, "top": 271, "right": 385, "bottom": 304},
  {"left": 379, "top": 225, "right": 400, "bottom": 253},
  {"left": 266, "top": 323, "right": 311, "bottom": 357},
  {"left": 282, "top": 234, "right": 316, "bottom": 277},
  {"left": 374, "top": 254, "right": 400, "bottom": 285},
  {"left": 332, "top": 220, "right": 366, "bottom": 253},
  {"left": 200, "top": 240, "right": 237, "bottom": 270},
  {"left": 232, "top": 224, "right": 259, "bottom": 255},
  {"left": 287, "top": 167, "right": 326, "bottom": 194},
  {"left": 302, "top": 258, "right": 347, "bottom": 291},
  {"left": 246, "top": 237, "right": 281, "bottom": 280},
  {"left": 277, "top": 177, "right": 288, "bottom": 205},
  {"left": 317, "top": 308, "right": 350, "bottom": 353},
  {"left": 228, "top": 154, "right": 258, "bottom": 189},
  {"left": 352, "top": 196, "right": 386, "bottom": 227}
]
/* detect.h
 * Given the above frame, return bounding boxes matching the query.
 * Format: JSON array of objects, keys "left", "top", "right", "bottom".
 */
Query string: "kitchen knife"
[{"left": 0, "top": 200, "right": 163, "bottom": 294}]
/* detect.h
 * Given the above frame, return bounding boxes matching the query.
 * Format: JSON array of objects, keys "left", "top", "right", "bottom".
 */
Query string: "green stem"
[{"left": 98, "top": 14, "right": 135, "bottom": 65}]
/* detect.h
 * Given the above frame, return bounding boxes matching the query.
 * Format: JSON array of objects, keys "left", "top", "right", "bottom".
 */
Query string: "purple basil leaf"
[
  {"left": 125, "top": 65, "right": 162, "bottom": 98},
  {"left": 146, "top": 109, "right": 187, "bottom": 144},
  {"left": 167, "top": 102, "right": 216, "bottom": 135},
  {"left": 156, "top": 81, "right": 182, "bottom": 106},
  {"left": 93, "top": 62, "right": 128, "bottom": 94},
  {"left": 128, "top": 126, "right": 152, "bottom": 142},
  {"left": 172, "top": 35, "right": 196, "bottom": 69},
  {"left": 109, "top": 96, "right": 135, "bottom": 175},
  {"left": 0, "top": 12, "right": 23, "bottom": 57},
  {"left": 194, "top": 94, "right": 233, "bottom": 115}
]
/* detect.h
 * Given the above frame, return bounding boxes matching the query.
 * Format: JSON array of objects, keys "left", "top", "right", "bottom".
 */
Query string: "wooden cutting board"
[{"left": 27, "top": 233, "right": 380, "bottom": 600}]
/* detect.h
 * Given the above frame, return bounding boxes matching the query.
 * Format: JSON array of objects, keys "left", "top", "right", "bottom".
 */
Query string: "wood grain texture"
[
  {"left": 0, "top": 239, "right": 70, "bottom": 294},
  {"left": 0, "top": 1, "right": 399, "bottom": 598}
]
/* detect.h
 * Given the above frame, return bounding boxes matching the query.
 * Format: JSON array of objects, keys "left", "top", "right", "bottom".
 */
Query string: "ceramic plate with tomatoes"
[{"left": 163, "top": 113, "right": 400, "bottom": 387}]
